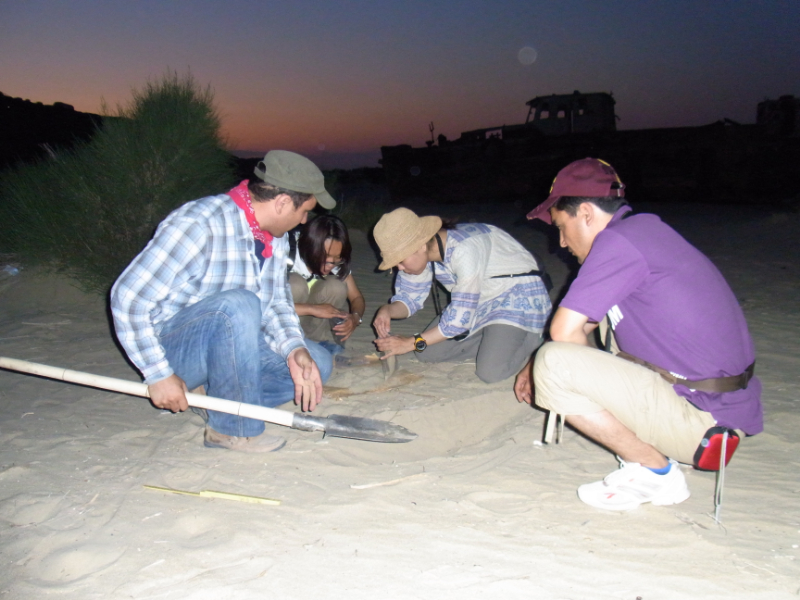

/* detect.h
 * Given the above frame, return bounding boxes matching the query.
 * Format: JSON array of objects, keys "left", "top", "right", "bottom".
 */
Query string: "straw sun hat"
[{"left": 374, "top": 208, "right": 442, "bottom": 270}]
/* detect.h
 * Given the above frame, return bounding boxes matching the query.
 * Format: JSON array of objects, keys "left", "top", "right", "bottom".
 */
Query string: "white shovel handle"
[{"left": 0, "top": 356, "right": 295, "bottom": 428}]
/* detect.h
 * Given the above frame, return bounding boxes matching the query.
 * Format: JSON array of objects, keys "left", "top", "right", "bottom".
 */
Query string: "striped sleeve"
[{"left": 391, "top": 265, "right": 433, "bottom": 316}]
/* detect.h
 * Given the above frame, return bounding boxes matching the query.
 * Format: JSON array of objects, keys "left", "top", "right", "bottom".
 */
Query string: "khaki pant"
[
  {"left": 288, "top": 273, "right": 348, "bottom": 343},
  {"left": 418, "top": 315, "right": 543, "bottom": 384},
  {"left": 533, "top": 341, "right": 717, "bottom": 464}
]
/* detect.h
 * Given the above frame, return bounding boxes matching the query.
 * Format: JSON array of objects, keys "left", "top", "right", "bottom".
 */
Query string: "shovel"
[{"left": 0, "top": 357, "right": 417, "bottom": 443}]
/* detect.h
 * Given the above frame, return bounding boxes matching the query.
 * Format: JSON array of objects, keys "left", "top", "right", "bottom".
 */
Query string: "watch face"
[{"left": 414, "top": 337, "right": 427, "bottom": 352}]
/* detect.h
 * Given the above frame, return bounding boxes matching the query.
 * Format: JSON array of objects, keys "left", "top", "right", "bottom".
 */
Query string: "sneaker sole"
[
  {"left": 578, "top": 483, "right": 691, "bottom": 511},
  {"left": 651, "top": 488, "right": 691, "bottom": 506}
]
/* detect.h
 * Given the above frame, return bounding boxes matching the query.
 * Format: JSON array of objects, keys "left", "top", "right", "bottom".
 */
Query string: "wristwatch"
[
  {"left": 413, "top": 333, "right": 427, "bottom": 353},
  {"left": 351, "top": 312, "right": 362, "bottom": 324}
]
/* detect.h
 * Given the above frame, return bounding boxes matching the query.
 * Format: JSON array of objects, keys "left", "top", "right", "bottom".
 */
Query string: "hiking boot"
[
  {"left": 203, "top": 426, "right": 286, "bottom": 453},
  {"left": 577, "top": 458, "right": 690, "bottom": 511}
]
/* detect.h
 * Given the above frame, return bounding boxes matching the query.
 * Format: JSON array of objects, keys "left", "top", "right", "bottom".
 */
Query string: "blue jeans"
[{"left": 157, "top": 289, "right": 333, "bottom": 437}]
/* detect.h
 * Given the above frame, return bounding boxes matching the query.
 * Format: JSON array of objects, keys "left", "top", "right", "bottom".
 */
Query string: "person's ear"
[
  {"left": 273, "top": 193, "right": 292, "bottom": 215},
  {"left": 578, "top": 202, "right": 593, "bottom": 225}
]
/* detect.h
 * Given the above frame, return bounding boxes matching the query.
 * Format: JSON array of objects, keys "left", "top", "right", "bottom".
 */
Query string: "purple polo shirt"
[{"left": 561, "top": 207, "right": 763, "bottom": 434}]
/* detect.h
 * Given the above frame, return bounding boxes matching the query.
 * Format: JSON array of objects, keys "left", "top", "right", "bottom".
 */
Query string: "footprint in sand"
[
  {"left": 0, "top": 464, "right": 28, "bottom": 482},
  {"left": 109, "top": 429, "right": 154, "bottom": 441},
  {"left": 0, "top": 491, "right": 66, "bottom": 526},
  {"left": 170, "top": 513, "right": 228, "bottom": 542},
  {"left": 34, "top": 543, "right": 127, "bottom": 583},
  {"left": 459, "top": 491, "right": 534, "bottom": 515}
]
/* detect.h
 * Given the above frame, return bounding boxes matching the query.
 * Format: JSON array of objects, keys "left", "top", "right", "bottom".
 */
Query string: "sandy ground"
[{"left": 0, "top": 201, "right": 798, "bottom": 599}]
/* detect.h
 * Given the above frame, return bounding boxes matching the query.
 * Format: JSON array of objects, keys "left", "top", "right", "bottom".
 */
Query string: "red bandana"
[{"left": 228, "top": 180, "right": 273, "bottom": 258}]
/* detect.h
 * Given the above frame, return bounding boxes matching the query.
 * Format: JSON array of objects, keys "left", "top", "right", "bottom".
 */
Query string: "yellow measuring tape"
[{"left": 144, "top": 485, "right": 280, "bottom": 505}]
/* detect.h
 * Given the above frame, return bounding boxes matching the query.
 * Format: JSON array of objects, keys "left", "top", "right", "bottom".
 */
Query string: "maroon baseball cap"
[{"left": 526, "top": 158, "right": 625, "bottom": 223}]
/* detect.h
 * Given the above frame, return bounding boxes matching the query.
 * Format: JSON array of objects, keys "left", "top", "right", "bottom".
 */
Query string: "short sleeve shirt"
[{"left": 561, "top": 207, "right": 763, "bottom": 434}]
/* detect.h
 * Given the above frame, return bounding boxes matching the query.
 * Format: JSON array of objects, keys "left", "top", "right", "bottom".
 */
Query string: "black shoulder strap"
[
  {"left": 435, "top": 233, "right": 445, "bottom": 261},
  {"left": 431, "top": 233, "right": 445, "bottom": 316}
]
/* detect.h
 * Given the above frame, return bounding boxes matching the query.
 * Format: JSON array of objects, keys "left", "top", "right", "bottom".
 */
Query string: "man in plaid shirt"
[{"left": 111, "top": 151, "right": 336, "bottom": 452}]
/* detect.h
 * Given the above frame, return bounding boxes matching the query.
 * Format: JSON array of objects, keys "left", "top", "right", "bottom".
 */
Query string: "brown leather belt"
[{"left": 616, "top": 351, "right": 755, "bottom": 393}]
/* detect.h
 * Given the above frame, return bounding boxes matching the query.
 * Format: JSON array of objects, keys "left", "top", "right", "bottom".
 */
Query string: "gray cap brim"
[
  {"left": 314, "top": 190, "right": 336, "bottom": 210},
  {"left": 254, "top": 150, "right": 337, "bottom": 210}
]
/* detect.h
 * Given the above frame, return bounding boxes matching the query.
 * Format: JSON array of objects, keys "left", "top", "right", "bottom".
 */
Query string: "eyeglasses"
[{"left": 324, "top": 259, "right": 345, "bottom": 268}]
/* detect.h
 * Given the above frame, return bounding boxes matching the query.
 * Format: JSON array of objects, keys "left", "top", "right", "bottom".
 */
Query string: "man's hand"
[
  {"left": 148, "top": 374, "right": 189, "bottom": 412},
  {"left": 373, "top": 305, "right": 393, "bottom": 338},
  {"left": 287, "top": 348, "right": 323, "bottom": 412},
  {"left": 514, "top": 358, "right": 534, "bottom": 405},
  {"left": 374, "top": 335, "right": 415, "bottom": 358}
]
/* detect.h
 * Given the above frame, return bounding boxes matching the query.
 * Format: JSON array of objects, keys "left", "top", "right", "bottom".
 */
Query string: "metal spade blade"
[{"left": 292, "top": 413, "right": 416, "bottom": 443}]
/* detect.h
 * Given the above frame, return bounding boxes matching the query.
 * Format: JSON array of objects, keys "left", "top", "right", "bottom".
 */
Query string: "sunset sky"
[{"left": 2, "top": 1, "right": 798, "bottom": 169}]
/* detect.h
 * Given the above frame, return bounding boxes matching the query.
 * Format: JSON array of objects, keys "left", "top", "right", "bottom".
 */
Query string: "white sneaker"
[{"left": 577, "top": 459, "right": 690, "bottom": 511}]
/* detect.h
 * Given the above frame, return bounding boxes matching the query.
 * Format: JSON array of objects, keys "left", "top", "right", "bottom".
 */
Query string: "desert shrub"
[{"left": 0, "top": 72, "right": 237, "bottom": 293}]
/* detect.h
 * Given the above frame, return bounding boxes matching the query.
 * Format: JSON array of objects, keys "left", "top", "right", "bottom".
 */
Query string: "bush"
[{"left": 0, "top": 72, "right": 237, "bottom": 294}]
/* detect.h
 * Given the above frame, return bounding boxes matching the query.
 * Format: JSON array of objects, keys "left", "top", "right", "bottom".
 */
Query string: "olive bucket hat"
[
  {"left": 374, "top": 208, "right": 442, "bottom": 270},
  {"left": 254, "top": 150, "right": 336, "bottom": 209}
]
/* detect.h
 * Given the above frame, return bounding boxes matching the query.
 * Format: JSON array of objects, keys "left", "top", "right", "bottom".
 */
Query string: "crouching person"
[
  {"left": 287, "top": 215, "right": 366, "bottom": 354},
  {"left": 373, "top": 208, "right": 551, "bottom": 384},
  {"left": 111, "top": 151, "right": 335, "bottom": 452},
  {"left": 515, "top": 158, "right": 763, "bottom": 510}
]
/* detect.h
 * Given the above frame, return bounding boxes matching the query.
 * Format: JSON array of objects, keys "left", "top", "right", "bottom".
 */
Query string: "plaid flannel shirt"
[{"left": 110, "top": 192, "right": 305, "bottom": 384}]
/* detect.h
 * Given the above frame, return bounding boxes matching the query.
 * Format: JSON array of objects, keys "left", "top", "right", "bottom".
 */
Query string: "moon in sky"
[{"left": 517, "top": 46, "right": 538, "bottom": 66}]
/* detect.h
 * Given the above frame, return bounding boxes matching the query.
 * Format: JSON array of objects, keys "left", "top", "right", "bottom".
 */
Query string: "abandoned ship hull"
[
  {"left": 381, "top": 123, "right": 799, "bottom": 205},
  {"left": 380, "top": 92, "right": 800, "bottom": 205}
]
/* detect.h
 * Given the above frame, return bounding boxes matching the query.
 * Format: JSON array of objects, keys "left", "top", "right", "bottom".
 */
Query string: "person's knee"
[
  {"left": 476, "top": 365, "right": 506, "bottom": 384},
  {"left": 533, "top": 341, "right": 570, "bottom": 387},
  {"left": 305, "top": 340, "right": 333, "bottom": 383},
  {"left": 476, "top": 340, "right": 537, "bottom": 384},
  {"left": 476, "top": 357, "right": 525, "bottom": 384},
  {"left": 215, "top": 289, "right": 260, "bottom": 315},
  {"left": 209, "top": 290, "right": 262, "bottom": 333},
  {"left": 288, "top": 274, "right": 309, "bottom": 304},
  {"left": 310, "top": 278, "right": 348, "bottom": 306}
]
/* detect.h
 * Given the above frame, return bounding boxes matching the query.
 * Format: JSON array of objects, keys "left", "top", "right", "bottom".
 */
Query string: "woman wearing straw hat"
[{"left": 372, "top": 207, "right": 552, "bottom": 383}]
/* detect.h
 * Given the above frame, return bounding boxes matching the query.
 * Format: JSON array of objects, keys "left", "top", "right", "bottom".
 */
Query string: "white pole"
[{"left": 0, "top": 357, "right": 295, "bottom": 428}]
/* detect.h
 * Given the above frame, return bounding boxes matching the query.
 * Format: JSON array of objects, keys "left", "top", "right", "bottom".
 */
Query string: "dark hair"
[
  {"left": 248, "top": 180, "right": 313, "bottom": 209},
  {"left": 298, "top": 215, "right": 351, "bottom": 280},
  {"left": 554, "top": 196, "right": 629, "bottom": 216}
]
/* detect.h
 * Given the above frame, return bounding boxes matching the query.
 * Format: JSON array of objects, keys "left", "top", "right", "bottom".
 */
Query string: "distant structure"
[
  {"left": 380, "top": 90, "right": 800, "bottom": 204},
  {"left": 757, "top": 94, "right": 799, "bottom": 137},
  {"left": 445, "top": 90, "right": 616, "bottom": 146},
  {"left": 0, "top": 92, "right": 104, "bottom": 169},
  {"left": 524, "top": 91, "right": 617, "bottom": 135}
]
